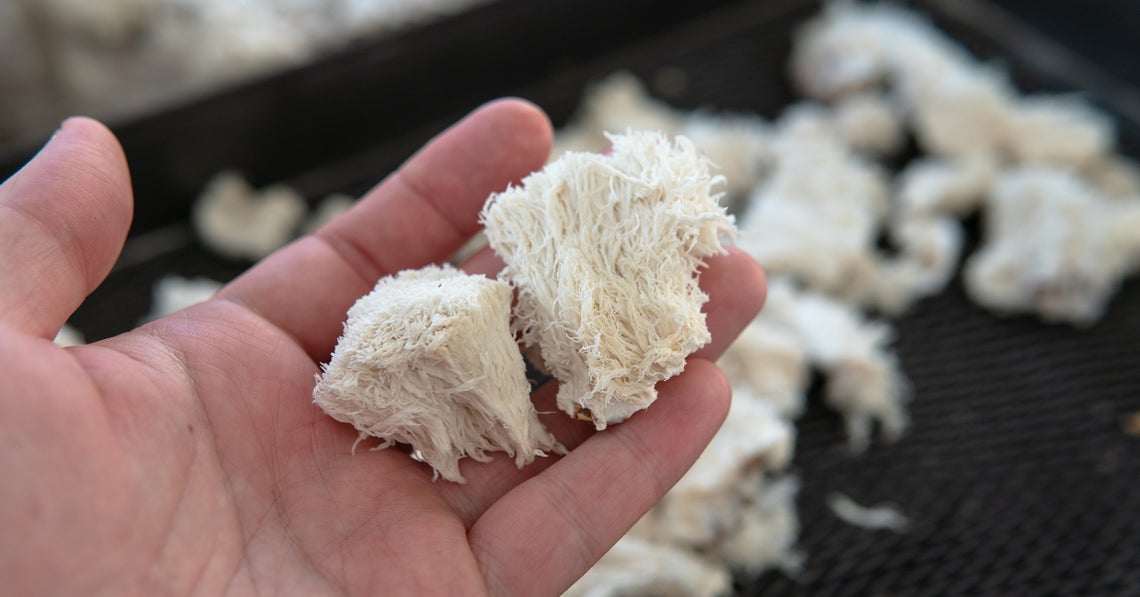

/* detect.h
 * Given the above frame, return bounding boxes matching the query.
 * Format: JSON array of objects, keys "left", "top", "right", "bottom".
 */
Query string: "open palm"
[{"left": 0, "top": 101, "right": 765, "bottom": 596}]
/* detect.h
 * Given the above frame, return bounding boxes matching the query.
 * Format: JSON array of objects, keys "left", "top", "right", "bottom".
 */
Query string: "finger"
[
  {"left": 691, "top": 246, "right": 767, "bottom": 361},
  {"left": 0, "top": 118, "right": 133, "bottom": 338},
  {"left": 468, "top": 358, "right": 731, "bottom": 596},
  {"left": 216, "top": 99, "right": 552, "bottom": 361},
  {"left": 438, "top": 245, "right": 765, "bottom": 525}
]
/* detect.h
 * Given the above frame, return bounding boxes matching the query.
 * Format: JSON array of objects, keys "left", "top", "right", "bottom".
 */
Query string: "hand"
[{"left": 0, "top": 100, "right": 765, "bottom": 596}]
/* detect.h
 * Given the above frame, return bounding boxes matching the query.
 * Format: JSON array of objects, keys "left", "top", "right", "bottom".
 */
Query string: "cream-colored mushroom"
[
  {"left": 482, "top": 130, "right": 734, "bottom": 429},
  {"left": 564, "top": 535, "right": 732, "bottom": 597},
  {"left": 313, "top": 264, "right": 562, "bottom": 483},
  {"left": 192, "top": 171, "right": 307, "bottom": 261}
]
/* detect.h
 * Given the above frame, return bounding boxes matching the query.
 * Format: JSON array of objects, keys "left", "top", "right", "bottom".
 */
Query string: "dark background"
[{"left": 994, "top": 0, "right": 1140, "bottom": 88}]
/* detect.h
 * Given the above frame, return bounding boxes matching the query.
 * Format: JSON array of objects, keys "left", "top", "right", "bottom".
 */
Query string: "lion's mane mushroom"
[
  {"left": 482, "top": 130, "right": 735, "bottom": 429},
  {"left": 313, "top": 264, "right": 562, "bottom": 483}
]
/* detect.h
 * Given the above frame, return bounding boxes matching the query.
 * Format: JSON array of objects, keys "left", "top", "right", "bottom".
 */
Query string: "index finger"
[
  {"left": 216, "top": 99, "right": 553, "bottom": 362},
  {"left": 469, "top": 358, "right": 733, "bottom": 596}
]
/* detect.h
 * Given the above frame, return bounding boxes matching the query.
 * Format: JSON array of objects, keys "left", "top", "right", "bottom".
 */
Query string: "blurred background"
[
  {"left": 4, "top": 0, "right": 1140, "bottom": 240},
  {"left": 2, "top": 0, "right": 1139, "bottom": 150},
  {"left": 2, "top": 0, "right": 1138, "bottom": 595}
]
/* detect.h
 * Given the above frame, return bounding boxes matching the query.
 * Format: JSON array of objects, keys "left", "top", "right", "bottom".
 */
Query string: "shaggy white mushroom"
[
  {"left": 634, "top": 393, "right": 801, "bottom": 574},
  {"left": 146, "top": 275, "right": 224, "bottom": 321},
  {"left": 763, "top": 278, "right": 908, "bottom": 451},
  {"left": 874, "top": 216, "right": 964, "bottom": 315},
  {"left": 1082, "top": 154, "right": 1140, "bottom": 199},
  {"left": 793, "top": 3, "right": 1136, "bottom": 325},
  {"left": 575, "top": 358, "right": 806, "bottom": 592},
  {"left": 965, "top": 166, "right": 1140, "bottom": 326},
  {"left": 772, "top": 94, "right": 905, "bottom": 160},
  {"left": 774, "top": 102, "right": 842, "bottom": 144},
  {"left": 678, "top": 112, "right": 774, "bottom": 210},
  {"left": 638, "top": 396, "right": 793, "bottom": 535},
  {"left": 564, "top": 535, "right": 732, "bottom": 597},
  {"left": 793, "top": 2, "right": 1117, "bottom": 165},
  {"left": 736, "top": 127, "right": 889, "bottom": 306},
  {"left": 717, "top": 318, "right": 810, "bottom": 418},
  {"left": 894, "top": 153, "right": 999, "bottom": 219},
  {"left": 192, "top": 171, "right": 307, "bottom": 261},
  {"left": 482, "top": 131, "right": 734, "bottom": 429},
  {"left": 1004, "top": 96, "right": 1114, "bottom": 167},
  {"left": 551, "top": 73, "right": 684, "bottom": 159},
  {"left": 869, "top": 154, "right": 999, "bottom": 313},
  {"left": 553, "top": 73, "right": 774, "bottom": 209},
  {"left": 788, "top": 2, "right": 895, "bottom": 101},
  {"left": 312, "top": 264, "right": 562, "bottom": 483},
  {"left": 789, "top": 1, "right": 969, "bottom": 102},
  {"left": 714, "top": 476, "right": 803, "bottom": 573},
  {"left": 901, "top": 62, "right": 1014, "bottom": 157},
  {"left": 831, "top": 93, "right": 906, "bottom": 157}
]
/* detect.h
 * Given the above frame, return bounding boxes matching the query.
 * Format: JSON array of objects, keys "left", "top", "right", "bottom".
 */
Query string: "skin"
[{"left": 0, "top": 99, "right": 766, "bottom": 596}]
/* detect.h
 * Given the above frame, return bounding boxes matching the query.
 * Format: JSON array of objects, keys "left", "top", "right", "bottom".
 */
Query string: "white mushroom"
[
  {"left": 831, "top": 93, "right": 906, "bottom": 157},
  {"left": 965, "top": 166, "right": 1140, "bottom": 326},
  {"left": 146, "top": 275, "right": 224, "bottom": 321},
  {"left": 551, "top": 72, "right": 684, "bottom": 159},
  {"left": 894, "top": 153, "right": 999, "bottom": 219},
  {"left": 635, "top": 394, "right": 801, "bottom": 573},
  {"left": 192, "top": 171, "right": 307, "bottom": 261},
  {"left": 482, "top": 131, "right": 734, "bottom": 429},
  {"left": 313, "top": 264, "right": 562, "bottom": 483},
  {"left": 564, "top": 535, "right": 731, "bottom": 597},
  {"left": 874, "top": 216, "right": 964, "bottom": 314},
  {"left": 737, "top": 128, "right": 889, "bottom": 306},
  {"left": 763, "top": 278, "right": 909, "bottom": 451},
  {"left": 1004, "top": 95, "right": 1114, "bottom": 167},
  {"left": 717, "top": 318, "right": 810, "bottom": 418}
]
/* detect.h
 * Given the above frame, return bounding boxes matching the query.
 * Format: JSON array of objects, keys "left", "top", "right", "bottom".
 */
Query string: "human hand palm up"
[{"left": 0, "top": 100, "right": 765, "bottom": 596}]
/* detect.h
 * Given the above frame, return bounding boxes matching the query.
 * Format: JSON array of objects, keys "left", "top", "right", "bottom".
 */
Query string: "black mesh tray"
[{"left": 3, "top": 0, "right": 1138, "bottom": 594}]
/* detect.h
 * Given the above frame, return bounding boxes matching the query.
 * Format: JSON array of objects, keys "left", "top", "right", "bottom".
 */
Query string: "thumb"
[{"left": 0, "top": 117, "right": 133, "bottom": 339}]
